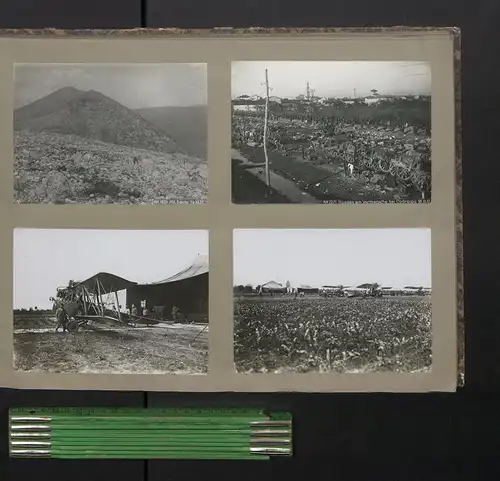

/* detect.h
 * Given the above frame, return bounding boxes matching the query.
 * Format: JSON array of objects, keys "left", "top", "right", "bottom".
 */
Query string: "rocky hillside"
[
  {"left": 14, "top": 87, "right": 181, "bottom": 155},
  {"left": 14, "top": 130, "right": 207, "bottom": 204}
]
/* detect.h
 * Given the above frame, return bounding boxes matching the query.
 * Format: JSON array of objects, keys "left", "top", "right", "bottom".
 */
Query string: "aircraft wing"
[{"left": 75, "top": 272, "right": 137, "bottom": 294}]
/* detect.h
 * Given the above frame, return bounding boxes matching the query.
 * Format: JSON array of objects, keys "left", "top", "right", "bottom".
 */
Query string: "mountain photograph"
[{"left": 13, "top": 63, "right": 208, "bottom": 204}]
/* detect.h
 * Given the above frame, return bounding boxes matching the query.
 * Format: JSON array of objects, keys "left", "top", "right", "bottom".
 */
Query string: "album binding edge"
[
  {"left": 0, "top": 26, "right": 459, "bottom": 38},
  {"left": 452, "top": 28, "right": 464, "bottom": 388}
]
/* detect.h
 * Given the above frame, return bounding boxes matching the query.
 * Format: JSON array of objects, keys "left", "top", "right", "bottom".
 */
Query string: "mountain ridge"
[
  {"left": 14, "top": 87, "right": 182, "bottom": 155},
  {"left": 15, "top": 86, "right": 82, "bottom": 123},
  {"left": 136, "top": 104, "right": 207, "bottom": 159}
]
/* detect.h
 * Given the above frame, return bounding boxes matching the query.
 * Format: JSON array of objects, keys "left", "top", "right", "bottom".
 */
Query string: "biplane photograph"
[
  {"left": 13, "top": 228, "right": 209, "bottom": 375},
  {"left": 233, "top": 228, "right": 432, "bottom": 374},
  {"left": 231, "top": 61, "right": 431, "bottom": 204}
]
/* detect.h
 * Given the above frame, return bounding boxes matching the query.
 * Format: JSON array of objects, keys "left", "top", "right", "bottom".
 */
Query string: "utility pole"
[
  {"left": 306, "top": 81, "right": 315, "bottom": 101},
  {"left": 263, "top": 69, "right": 271, "bottom": 186}
]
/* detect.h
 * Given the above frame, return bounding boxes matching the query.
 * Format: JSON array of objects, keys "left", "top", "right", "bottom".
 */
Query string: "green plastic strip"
[{"left": 9, "top": 407, "right": 293, "bottom": 460}]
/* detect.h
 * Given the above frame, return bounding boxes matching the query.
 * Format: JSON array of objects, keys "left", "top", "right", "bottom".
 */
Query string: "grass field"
[
  {"left": 234, "top": 295, "right": 432, "bottom": 374},
  {"left": 13, "top": 314, "right": 208, "bottom": 374}
]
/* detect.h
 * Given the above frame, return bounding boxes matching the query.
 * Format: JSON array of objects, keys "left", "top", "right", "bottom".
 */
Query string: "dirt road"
[
  {"left": 232, "top": 158, "right": 292, "bottom": 204},
  {"left": 14, "top": 318, "right": 208, "bottom": 374},
  {"left": 236, "top": 145, "right": 398, "bottom": 202}
]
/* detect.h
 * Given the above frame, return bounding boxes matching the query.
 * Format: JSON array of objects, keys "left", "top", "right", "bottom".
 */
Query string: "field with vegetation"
[
  {"left": 232, "top": 97, "right": 431, "bottom": 202},
  {"left": 234, "top": 295, "right": 432, "bottom": 374}
]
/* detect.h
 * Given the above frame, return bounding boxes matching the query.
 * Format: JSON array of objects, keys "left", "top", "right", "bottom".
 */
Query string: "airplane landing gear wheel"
[{"left": 67, "top": 320, "right": 79, "bottom": 333}]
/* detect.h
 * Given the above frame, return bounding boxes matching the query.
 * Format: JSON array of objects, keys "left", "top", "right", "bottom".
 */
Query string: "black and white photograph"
[
  {"left": 13, "top": 228, "right": 209, "bottom": 374},
  {"left": 13, "top": 63, "right": 207, "bottom": 204},
  {"left": 233, "top": 228, "right": 432, "bottom": 374},
  {"left": 231, "top": 61, "right": 431, "bottom": 204}
]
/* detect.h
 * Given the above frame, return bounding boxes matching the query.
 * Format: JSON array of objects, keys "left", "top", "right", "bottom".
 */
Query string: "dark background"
[{"left": 0, "top": 0, "right": 498, "bottom": 479}]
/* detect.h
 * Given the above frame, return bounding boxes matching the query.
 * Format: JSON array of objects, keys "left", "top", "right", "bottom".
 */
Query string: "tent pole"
[
  {"left": 114, "top": 289, "right": 122, "bottom": 321},
  {"left": 82, "top": 288, "right": 87, "bottom": 315},
  {"left": 96, "top": 280, "right": 103, "bottom": 316}
]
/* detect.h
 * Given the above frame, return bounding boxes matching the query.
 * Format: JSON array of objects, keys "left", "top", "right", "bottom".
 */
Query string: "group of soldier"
[{"left": 127, "top": 304, "right": 183, "bottom": 322}]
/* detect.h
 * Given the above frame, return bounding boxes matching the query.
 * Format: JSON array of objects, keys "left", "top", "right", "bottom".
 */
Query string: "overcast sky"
[
  {"left": 14, "top": 63, "right": 207, "bottom": 109},
  {"left": 232, "top": 61, "right": 431, "bottom": 99},
  {"left": 233, "top": 228, "right": 431, "bottom": 288},
  {"left": 13, "top": 229, "right": 208, "bottom": 309}
]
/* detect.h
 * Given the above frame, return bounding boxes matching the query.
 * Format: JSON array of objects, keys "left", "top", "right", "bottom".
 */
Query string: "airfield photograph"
[
  {"left": 13, "top": 63, "right": 207, "bottom": 204},
  {"left": 231, "top": 61, "right": 431, "bottom": 204},
  {"left": 233, "top": 228, "right": 432, "bottom": 374},
  {"left": 13, "top": 228, "right": 209, "bottom": 374}
]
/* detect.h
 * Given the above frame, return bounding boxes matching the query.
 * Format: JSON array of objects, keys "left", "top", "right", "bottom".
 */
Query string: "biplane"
[
  {"left": 318, "top": 285, "right": 345, "bottom": 297},
  {"left": 380, "top": 286, "right": 403, "bottom": 296},
  {"left": 401, "top": 286, "right": 428, "bottom": 296},
  {"left": 342, "top": 283, "right": 383, "bottom": 298},
  {"left": 51, "top": 272, "right": 160, "bottom": 333}
]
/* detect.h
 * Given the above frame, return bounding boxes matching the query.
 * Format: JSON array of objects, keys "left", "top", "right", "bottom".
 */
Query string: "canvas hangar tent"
[
  {"left": 126, "top": 254, "right": 209, "bottom": 323},
  {"left": 260, "top": 281, "right": 286, "bottom": 294}
]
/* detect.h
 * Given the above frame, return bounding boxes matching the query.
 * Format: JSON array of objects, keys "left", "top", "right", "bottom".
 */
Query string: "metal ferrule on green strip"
[{"left": 9, "top": 408, "right": 293, "bottom": 460}]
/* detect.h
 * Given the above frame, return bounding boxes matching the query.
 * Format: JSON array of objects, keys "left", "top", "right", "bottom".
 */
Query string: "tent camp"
[{"left": 126, "top": 254, "right": 209, "bottom": 323}]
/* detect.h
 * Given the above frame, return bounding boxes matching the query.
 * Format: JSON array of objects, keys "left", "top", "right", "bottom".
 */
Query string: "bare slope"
[
  {"left": 14, "top": 87, "right": 181, "bottom": 154},
  {"left": 14, "top": 131, "right": 207, "bottom": 204}
]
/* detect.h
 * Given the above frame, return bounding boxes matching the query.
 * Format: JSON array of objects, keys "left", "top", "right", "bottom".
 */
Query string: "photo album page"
[{"left": 0, "top": 28, "right": 463, "bottom": 392}]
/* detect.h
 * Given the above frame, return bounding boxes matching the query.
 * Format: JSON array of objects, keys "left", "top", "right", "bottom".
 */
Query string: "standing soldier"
[
  {"left": 171, "top": 305, "right": 180, "bottom": 322},
  {"left": 51, "top": 297, "right": 69, "bottom": 333}
]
